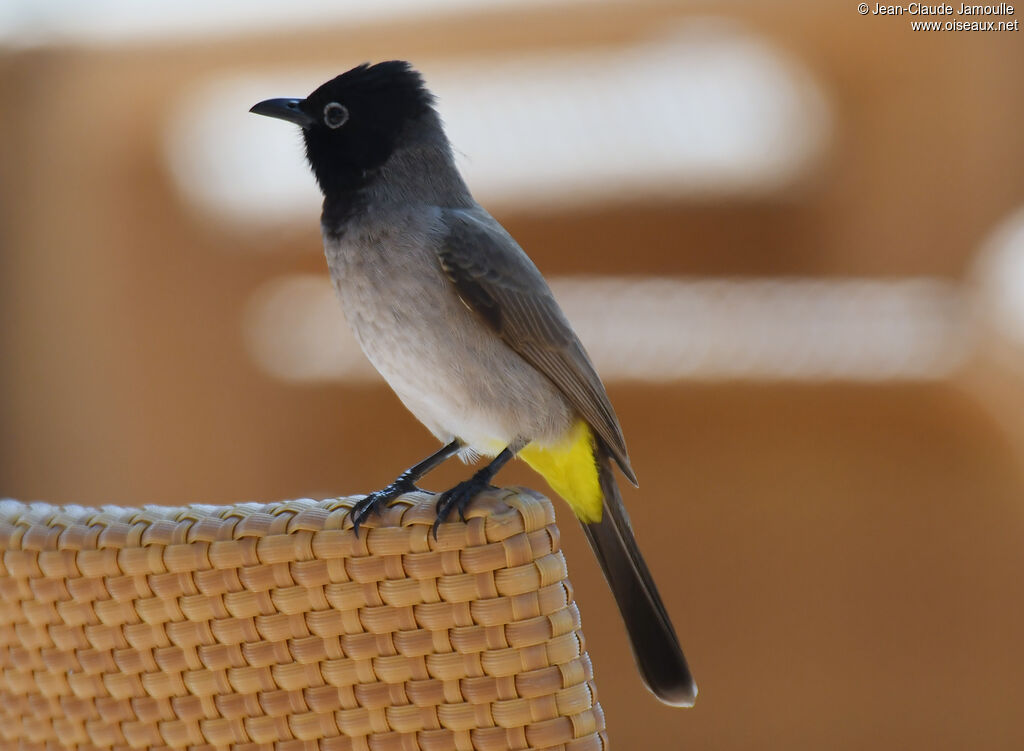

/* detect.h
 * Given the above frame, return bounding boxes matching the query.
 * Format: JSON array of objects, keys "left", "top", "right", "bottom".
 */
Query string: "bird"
[{"left": 250, "top": 61, "right": 696, "bottom": 707}]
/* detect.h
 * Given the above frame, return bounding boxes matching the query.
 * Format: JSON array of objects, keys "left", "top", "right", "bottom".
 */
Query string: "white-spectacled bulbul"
[{"left": 251, "top": 61, "right": 696, "bottom": 706}]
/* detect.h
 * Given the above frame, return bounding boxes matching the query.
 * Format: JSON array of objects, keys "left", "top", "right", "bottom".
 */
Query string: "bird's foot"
[
  {"left": 432, "top": 472, "right": 494, "bottom": 539},
  {"left": 351, "top": 475, "right": 419, "bottom": 537}
]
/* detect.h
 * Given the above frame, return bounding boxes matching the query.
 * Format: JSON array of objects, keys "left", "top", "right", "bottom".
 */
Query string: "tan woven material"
[{"left": 0, "top": 489, "right": 606, "bottom": 751}]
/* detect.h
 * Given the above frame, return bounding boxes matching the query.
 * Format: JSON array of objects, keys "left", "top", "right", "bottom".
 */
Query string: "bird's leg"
[
  {"left": 433, "top": 446, "right": 516, "bottom": 538},
  {"left": 351, "top": 439, "right": 462, "bottom": 535}
]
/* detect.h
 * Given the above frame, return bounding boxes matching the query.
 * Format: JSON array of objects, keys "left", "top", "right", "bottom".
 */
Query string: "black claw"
[
  {"left": 351, "top": 476, "right": 417, "bottom": 537},
  {"left": 431, "top": 474, "right": 493, "bottom": 539}
]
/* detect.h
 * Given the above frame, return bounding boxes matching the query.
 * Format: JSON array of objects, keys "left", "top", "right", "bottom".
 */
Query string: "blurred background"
[{"left": 2, "top": 2, "right": 1024, "bottom": 748}]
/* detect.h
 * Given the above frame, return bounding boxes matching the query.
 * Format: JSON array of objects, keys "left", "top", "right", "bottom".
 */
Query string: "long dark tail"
[{"left": 580, "top": 444, "right": 697, "bottom": 706}]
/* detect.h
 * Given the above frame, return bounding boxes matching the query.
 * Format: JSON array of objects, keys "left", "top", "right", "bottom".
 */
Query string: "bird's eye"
[{"left": 323, "top": 102, "right": 349, "bottom": 129}]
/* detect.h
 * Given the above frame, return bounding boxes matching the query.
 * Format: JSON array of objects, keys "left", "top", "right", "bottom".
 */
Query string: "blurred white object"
[
  {"left": 973, "top": 207, "right": 1024, "bottom": 350},
  {"left": 244, "top": 275, "right": 969, "bottom": 383},
  {"left": 0, "top": 0, "right": 586, "bottom": 47},
  {"left": 163, "top": 24, "right": 830, "bottom": 226}
]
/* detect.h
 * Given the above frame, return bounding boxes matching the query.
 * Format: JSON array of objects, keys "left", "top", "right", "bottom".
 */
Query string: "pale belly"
[{"left": 323, "top": 220, "right": 573, "bottom": 455}]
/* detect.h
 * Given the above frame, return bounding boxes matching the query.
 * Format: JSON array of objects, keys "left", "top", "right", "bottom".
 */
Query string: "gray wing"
[{"left": 437, "top": 207, "right": 636, "bottom": 484}]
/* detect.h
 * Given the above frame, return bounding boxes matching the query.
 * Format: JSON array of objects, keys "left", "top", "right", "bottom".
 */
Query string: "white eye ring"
[{"left": 323, "top": 102, "right": 349, "bottom": 129}]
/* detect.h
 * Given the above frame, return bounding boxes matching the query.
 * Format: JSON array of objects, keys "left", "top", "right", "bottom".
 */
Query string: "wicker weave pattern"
[{"left": 0, "top": 490, "right": 606, "bottom": 751}]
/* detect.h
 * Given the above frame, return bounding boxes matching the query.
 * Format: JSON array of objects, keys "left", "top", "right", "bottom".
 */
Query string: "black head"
[{"left": 250, "top": 61, "right": 435, "bottom": 196}]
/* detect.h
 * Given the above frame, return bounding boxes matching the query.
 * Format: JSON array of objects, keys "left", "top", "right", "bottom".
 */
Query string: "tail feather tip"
[{"left": 654, "top": 679, "right": 697, "bottom": 708}]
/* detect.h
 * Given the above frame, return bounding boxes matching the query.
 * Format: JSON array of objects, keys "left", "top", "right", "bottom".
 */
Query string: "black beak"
[{"left": 250, "top": 97, "right": 316, "bottom": 128}]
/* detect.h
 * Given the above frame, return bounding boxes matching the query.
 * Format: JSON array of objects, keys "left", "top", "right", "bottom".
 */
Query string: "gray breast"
[{"left": 321, "top": 208, "right": 573, "bottom": 453}]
